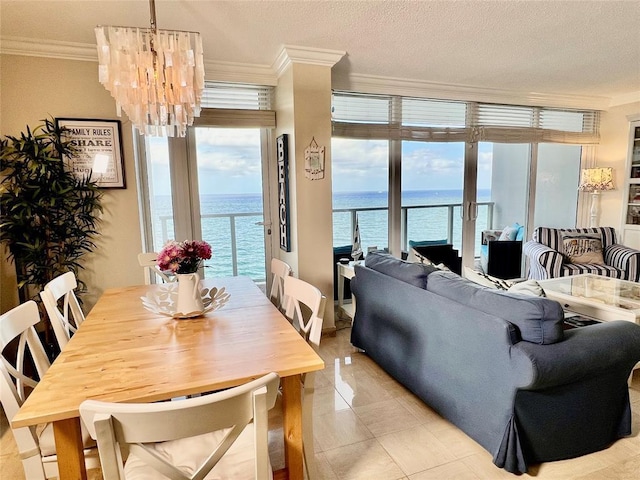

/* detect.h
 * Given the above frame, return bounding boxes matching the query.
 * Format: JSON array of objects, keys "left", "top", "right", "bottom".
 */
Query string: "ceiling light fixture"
[{"left": 95, "top": 0, "right": 204, "bottom": 137}]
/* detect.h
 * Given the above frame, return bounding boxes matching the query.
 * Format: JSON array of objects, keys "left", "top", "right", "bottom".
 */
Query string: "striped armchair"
[{"left": 524, "top": 227, "right": 640, "bottom": 282}]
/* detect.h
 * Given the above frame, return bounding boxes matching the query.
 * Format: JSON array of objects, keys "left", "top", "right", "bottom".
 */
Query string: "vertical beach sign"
[{"left": 277, "top": 134, "right": 291, "bottom": 252}]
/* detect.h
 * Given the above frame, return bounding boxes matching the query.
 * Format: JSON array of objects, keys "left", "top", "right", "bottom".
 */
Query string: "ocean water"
[{"left": 150, "top": 189, "right": 491, "bottom": 281}]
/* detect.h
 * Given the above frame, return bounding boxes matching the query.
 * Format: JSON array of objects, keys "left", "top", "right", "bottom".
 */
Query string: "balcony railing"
[{"left": 157, "top": 201, "right": 494, "bottom": 280}]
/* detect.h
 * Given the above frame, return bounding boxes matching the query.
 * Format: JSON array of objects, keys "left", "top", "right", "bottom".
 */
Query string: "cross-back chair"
[
  {"left": 79, "top": 372, "right": 280, "bottom": 480},
  {"left": 137, "top": 252, "right": 175, "bottom": 284},
  {"left": 40, "top": 271, "right": 85, "bottom": 350},
  {"left": 282, "top": 275, "right": 326, "bottom": 479},
  {"left": 0, "top": 301, "right": 100, "bottom": 479},
  {"left": 269, "top": 258, "right": 292, "bottom": 312}
]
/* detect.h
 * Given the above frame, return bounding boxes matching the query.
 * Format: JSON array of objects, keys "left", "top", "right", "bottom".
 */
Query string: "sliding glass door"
[
  {"left": 139, "top": 127, "right": 272, "bottom": 283},
  {"left": 192, "top": 127, "right": 270, "bottom": 280}
]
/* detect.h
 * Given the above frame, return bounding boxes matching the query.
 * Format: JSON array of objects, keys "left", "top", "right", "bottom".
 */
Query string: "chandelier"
[{"left": 95, "top": 0, "right": 204, "bottom": 137}]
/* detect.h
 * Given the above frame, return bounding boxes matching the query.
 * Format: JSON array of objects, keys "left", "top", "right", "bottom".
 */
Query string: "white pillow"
[
  {"left": 498, "top": 225, "right": 518, "bottom": 241},
  {"left": 507, "top": 280, "right": 545, "bottom": 297}
]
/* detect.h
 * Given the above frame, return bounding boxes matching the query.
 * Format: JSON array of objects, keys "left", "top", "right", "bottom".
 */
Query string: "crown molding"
[
  {"left": 2, "top": 35, "right": 630, "bottom": 110},
  {"left": 0, "top": 36, "right": 97, "bottom": 62},
  {"left": 333, "top": 73, "right": 613, "bottom": 111},
  {"left": 609, "top": 91, "right": 640, "bottom": 108},
  {"left": 0, "top": 35, "right": 279, "bottom": 86},
  {"left": 273, "top": 45, "right": 346, "bottom": 78},
  {"left": 203, "top": 60, "right": 278, "bottom": 86}
]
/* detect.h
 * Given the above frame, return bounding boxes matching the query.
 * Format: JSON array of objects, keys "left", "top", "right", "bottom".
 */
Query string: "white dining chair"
[
  {"left": 137, "top": 252, "right": 174, "bottom": 284},
  {"left": 282, "top": 276, "right": 326, "bottom": 480},
  {"left": 79, "top": 372, "right": 280, "bottom": 480},
  {"left": 269, "top": 258, "right": 292, "bottom": 312},
  {"left": 0, "top": 301, "right": 100, "bottom": 480},
  {"left": 40, "top": 271, "right": 85, "bottom": 350}
]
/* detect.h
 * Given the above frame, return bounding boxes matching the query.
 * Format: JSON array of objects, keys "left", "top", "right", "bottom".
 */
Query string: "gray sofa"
[{"left": 350, "top": 252, "right": 640, "bottom": 474}]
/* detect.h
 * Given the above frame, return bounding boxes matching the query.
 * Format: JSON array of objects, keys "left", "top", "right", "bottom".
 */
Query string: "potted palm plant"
[{"left": 0, "top": 118, "right": 103, "bottom": 330}]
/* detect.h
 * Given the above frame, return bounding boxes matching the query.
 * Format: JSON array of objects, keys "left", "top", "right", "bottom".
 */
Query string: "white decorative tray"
[{"left": 141, "top": 284, "right": 231, "bottom": 319}]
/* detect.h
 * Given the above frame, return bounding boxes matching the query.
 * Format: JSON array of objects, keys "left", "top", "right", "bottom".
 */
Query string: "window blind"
[
  {"left": 194, "top": 82, "right": 276, "bottom": 128},
  {"left": 332, "top": 91, "right": 600, "bottom": 144}
]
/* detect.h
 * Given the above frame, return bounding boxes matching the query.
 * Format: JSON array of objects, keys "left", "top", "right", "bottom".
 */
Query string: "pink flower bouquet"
[{"left": 157, "top": 240, "right": 212, "bottom": 274}]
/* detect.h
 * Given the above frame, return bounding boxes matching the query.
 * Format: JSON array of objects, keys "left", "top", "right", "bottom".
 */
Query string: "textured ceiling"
[{"left": 2, "top": 0, "right": 639, "bottom": 101}]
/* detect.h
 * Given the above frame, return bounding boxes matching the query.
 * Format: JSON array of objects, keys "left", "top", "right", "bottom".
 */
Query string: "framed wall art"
[{"left": 56, "top": 118, "right": 126, "bottom": 188}]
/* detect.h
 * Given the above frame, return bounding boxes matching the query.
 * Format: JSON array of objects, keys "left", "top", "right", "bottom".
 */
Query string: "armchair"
[{"left": 524, "top": 227, "right": 640, "bottom": 281}]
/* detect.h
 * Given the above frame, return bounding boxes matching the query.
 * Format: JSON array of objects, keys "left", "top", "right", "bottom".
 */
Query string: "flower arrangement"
[{"left": 157, "top": 240, "right": 212, "bottom": 274}]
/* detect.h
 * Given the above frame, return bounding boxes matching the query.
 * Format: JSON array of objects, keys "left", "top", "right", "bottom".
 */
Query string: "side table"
[{"left": 337, "top": 262, "right": 357, "bottom": 322}]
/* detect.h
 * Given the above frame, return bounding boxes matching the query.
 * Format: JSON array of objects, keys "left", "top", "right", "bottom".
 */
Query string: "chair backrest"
[
  {"left": 137, "top": 252, "right": 174, "bottom": 284},
  {"left": 282, "top": 276, "right": 325, "bottom": 480},
  {"left": 269, "top": 258, "right": 292, "bottom": 311},
  {"left": 80, "top": 372, "right": 280, "bottom": 480},
  {"left": 0, "top": 301, "right": 51, "bottom": 479},
  {"left": 283, "top": 276, "right": 325, "bottom": 349},
  {"left": 40, "top": 271, "right": 85, "bottom": 350}
]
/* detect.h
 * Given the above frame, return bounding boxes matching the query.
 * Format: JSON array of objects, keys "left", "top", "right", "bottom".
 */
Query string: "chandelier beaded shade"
[{"left": 95, "top": 0, "right": 204, "bottom": 137}]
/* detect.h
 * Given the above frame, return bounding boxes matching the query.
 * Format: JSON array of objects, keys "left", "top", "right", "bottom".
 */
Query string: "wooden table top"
[{"left": 12, "top": 276, "right": 324, "bottom": 428}]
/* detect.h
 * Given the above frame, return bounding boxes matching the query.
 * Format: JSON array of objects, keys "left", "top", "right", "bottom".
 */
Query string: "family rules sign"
[{"left": 57, "top": 118, "right": 125, "bottom": 188}]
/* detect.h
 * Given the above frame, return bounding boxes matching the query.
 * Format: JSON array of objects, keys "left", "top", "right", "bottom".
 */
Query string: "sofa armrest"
[
  {"left": 523, "top": 241, "right": 563, "bottom": 280},
  {"left": 605, "top": 243, "right": 640, "bottom": 282},
  {"left": 513, "top": 321, "right": 640, "bottom": 390}
]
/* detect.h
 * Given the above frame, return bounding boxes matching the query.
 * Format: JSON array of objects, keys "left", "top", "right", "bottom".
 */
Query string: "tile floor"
[{"left": 2, "top": 320, "right": 640, "bottom": 480}]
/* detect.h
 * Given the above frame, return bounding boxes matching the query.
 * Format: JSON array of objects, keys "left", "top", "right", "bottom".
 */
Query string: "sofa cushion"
[
  {"left": 426, "top": 271, "right": 564, "bottom": 344},
  {"left": 561, "top": 232, "right": 605, "bottom": 265},
  {"left": 365, "top": 251, "right": 437, "bottom": 289}
]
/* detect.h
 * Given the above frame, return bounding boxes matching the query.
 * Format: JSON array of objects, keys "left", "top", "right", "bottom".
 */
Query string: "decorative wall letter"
[{"left": 277, "top": 134, "right": 291, "bottom": 252}]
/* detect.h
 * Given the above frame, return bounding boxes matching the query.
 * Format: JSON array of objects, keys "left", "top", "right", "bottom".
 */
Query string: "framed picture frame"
[{"left": 56, "top": 118, "right": 126, "bottom": 188}]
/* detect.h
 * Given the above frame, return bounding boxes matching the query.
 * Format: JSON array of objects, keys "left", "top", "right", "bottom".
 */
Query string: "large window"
[
  {"left": 331, "top": 92, "right": 600, "bottom": 267},
  {"left": 332, "top": 138, "right": 389, "bottom": 251}
]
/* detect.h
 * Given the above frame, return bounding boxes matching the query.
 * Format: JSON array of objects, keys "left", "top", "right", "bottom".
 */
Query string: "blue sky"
[{"left": 148, "top": 129, "right": 494, "bottom": 195}]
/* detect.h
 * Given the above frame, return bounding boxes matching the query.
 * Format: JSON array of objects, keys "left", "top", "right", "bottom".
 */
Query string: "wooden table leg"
[
  {"left": 281, "top": 374, "right": 303, "bottom": 480},
  {"left": 52, "top": 418, "right": 87, "bottom": 480}
]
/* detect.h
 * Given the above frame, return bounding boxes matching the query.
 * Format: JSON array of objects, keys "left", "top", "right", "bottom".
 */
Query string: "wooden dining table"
[{"left": 12, "top": 275, "right": 324, "bottom": 480}]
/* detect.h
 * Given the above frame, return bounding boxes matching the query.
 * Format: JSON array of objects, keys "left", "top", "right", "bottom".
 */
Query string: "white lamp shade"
[{"left": 578, "top": 167, "right": 615, "bottom": 192}]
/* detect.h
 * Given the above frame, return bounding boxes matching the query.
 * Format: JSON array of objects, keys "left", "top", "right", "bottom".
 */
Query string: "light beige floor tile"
[
  {"left": 526, "top": 453, "right": 611, "bottom": 479},
  {"left": 312, "top": 385, "right": 352, "bottom": 417},
  {"left": 395, "top": 393, "right": 455, "bottom": 431},
  {"left": 378, "top": 424, "right": 456, "bottom": 475},
  {"left": 334, "top": 369, "right": 396, "bottom": 408},
  {"left": 460, "top": 452, "right": 525, "bottom": 479},
  {"left": 431, "top": 425, "right": 486, "bottom": 459},
  {"left": 572, "top": 454, "right": 640, "bottom": 480},
  {"left": 353, "top": 398, "right": 420, "bottom": 436},
  {"left": 323, "top": 439, "right": 406, "bottom": 480},
  {"left": 409, "top": 459, "right": 481, "bottom": 479},
  {"left": 314, "top": 409, "right": 373, "bottom": 452},
  {"left": 313, "top": 452, "right": 340, "bottom": 480}
]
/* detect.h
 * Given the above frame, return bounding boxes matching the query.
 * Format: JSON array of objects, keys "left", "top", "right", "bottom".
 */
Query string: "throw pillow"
[
  {"left": 463, "top": 266, "right": 512, "bottom": 290},
  {"left": 507, "top": 280, "right": 545, "bottom": 297},
  {"left": 561, "top": 232, "right": 605, "bottom": 265},
  {"left": 499, "top": 225, "right": 518, "bottom": 241}
]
